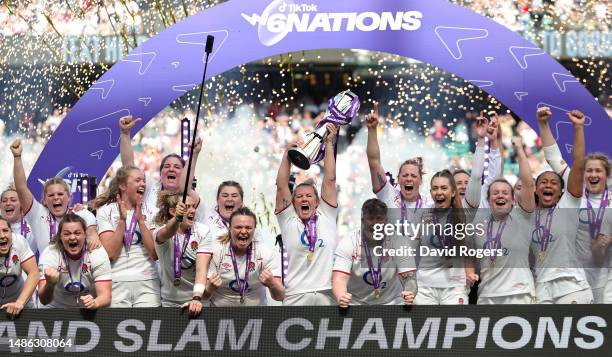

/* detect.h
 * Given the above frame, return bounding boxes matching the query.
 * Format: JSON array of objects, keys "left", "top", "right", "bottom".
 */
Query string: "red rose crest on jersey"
[
  {"left": 190, "top": 241, "right": 198, "bottom": 252},
  {"left": 458, "top": 297, "right": 464, "bottom": 304},
  {"left": 248, "top": 261, "right": 256, "bottom": 272},
  {"left": 82, "top": 263, "right": 89, "bottom": 273},
  {"left": 12, "top": 255, "right": 19, "bottom": 264}
]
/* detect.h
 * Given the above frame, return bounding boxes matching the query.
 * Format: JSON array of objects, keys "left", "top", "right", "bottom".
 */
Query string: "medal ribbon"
[
  {"left": 303, "top": 215, "right": 318, "bottom": 253},
  {"left": 123, "top": 210, "right": 138, "bottom": 251},
  {"left": 20, "top": 217, "right": 29, "bottom": 236},
  {"left": 486, "top": 215, "right": 508, "bottom": 264},
  {"left": 586, "top": 190, "right": 608, "bottom": 240},
  {"left": 173, "top": 229, "right": 192, "bottom": 281},
  {"left": 535, "top": 207, "right": 555, "bottom": 253},
  {"left": 361, "top": 233, "right": 382, "bottom": 291},
  {"left": 229, "top": 243, "right": 252, "bottom": 299},
  {"left": 401, "top": 195, "right": 422, "bottom": 222}
]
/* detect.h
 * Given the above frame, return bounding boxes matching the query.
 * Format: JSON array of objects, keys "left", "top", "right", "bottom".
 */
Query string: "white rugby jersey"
[{"left": 0, "top": 233, "right": 35, "bottom": 304}]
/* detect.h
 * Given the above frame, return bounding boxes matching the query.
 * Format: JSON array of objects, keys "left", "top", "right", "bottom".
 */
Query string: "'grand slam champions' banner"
[
  {"left": 1, "top": 306, "right": 610, "bottom": 356},
  {"left": 26, "top": 0, "right": 610, "bottom": 200}
]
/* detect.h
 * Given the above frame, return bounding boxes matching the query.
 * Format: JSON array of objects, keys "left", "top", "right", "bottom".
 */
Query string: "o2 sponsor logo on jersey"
[
  {"left": 482, "top": 242, "right": 509, "bottom": 256},
  {"left": 530, "top": 227, "right": 557, "bottom": 245},
  {"left": 221, "top": 262, "right": 233, "bottom": 272},
  {"left": 362, "top": 271, "right": 387, "bottom": 290},
  {"left": 0, "top": 274, "right": 18, "bottom": 288},
  {"left": 241, "top": 0, "right": 423, "bottom": 46},
  {"left": 229, "top": 279, "right": 251, "bottom": 294},
  {"left": 300, "top": 231, "right": 325, "bottom": 249}
]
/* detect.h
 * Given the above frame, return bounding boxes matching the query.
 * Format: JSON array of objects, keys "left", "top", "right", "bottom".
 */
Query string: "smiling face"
[
  {"left": 454, "top": 172, "right": 469, "bottom": 199},
  {"left": 230, "top": 214, "right": 255, "bottom": 254},
  {"left": 430, "top": 177, "right": 455, "bottom": 209},
  {"left": 536, "top": 172, "right": 562, "bottom": 208},
  {"left": 398, "top": 164, "right": 422, "bottom": 202},
  {"left": 160, "top": 156, "right": 183, "bottom": 191},
  {"left": 121, "top": 169, "right": 146, "bottom": 206},
  {"left": 292, "top": 185, "right": 319, "bottom": 220},
  {"left": 43, "top": 183, "right": 71, "bottom": 218},
  {"left": 60, "top": 222, "right": 85, "bottom": 259},
  {"left": 217, "top": 186, "right": 243, "bottom": 221},
  {"left": 0, "top": 219, "right": 12, "bottom": 256},
  {"left": 488, "top": 181, "right": 514, "bottom": 216},
  {"left": 1, "top": 190, "right": 22, "bottom": 223},
  {"left": 585, "top": 159, "right": 608, "bottom": 195}
]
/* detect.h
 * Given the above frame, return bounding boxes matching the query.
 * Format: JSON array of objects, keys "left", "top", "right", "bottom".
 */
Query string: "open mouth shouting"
[
  {"left": 494, "top": 198, "right": 507, "bottom": 208},
  {"left": 404, "top": 183, "right": 414, "bottom": 193},
  {"left": 0, "top": 238, "right": 9, "bottom": 251},
  {"left": 136, "top": 186, "right": 145, "bottom": 196}
]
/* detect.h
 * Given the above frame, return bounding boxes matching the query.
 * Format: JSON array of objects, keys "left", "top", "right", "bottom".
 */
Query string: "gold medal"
[
  {"left": 538, "top": 251, "right": 546, "bottom": 261},
  {"left": 307, "top": 251, "right": 314, "bottom": 262},
  {"left": 240, "top": 295, "right": 245, "bottom": 304},
  {"left": 374, "top": 288, "right": 381, "bottom": 299}
]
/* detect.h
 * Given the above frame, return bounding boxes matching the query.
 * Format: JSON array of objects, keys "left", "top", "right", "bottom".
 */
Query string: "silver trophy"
[{"left": 288, "top": 90, "right": 360, "bottom": 170}]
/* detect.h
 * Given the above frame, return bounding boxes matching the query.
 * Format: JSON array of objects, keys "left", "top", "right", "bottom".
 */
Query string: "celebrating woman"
[
  {"left": 539, "top": 106, "right": 610, "bottom": 303},
  {"left": 196, "top": 207, "right": 284, "bottom": 306},
  {"left": 471, "top": 137, "right": 536, "bottom": 304},
  {"left": 1, "top": 188, "right": 34, "bottom": 252},
  {"left": 275, "top": 124, "right": 339, "bottom": 306},
  {"left": 94, "top": 166, "right": 160, "bottom": 307},
  {"left": 332, "top": 199, "right": 417, "bottom": 306},
  {"left": 531, "top": 108, "right": 592, "bottom": 304},
  {"left": 0, "top": 217, "right": 39, "bottom": 318},
  {"left": 38, "top": 214, "right": 111, "bottom": 309},
  {"left": 152, "top": 191, "right": 211, "bottom": 308},
  {"left": 11, "top": 139, "right": 100, "bottom": 254}
]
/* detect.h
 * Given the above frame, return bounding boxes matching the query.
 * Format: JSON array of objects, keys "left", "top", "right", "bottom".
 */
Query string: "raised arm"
[
  {"left": 10, "top": 139, "right": 34, "bottom": 213},
  {"left": 464, "top": 115, "right": 487, "bottom": 208},
  {"left": 565, "top": 110, "right": 586, "bottom": 198},
  {"left": 538, "top": 107, "right": 570, "bottom": 177},
  {"left": 275, "top": 146, "right": 294, "bottom": 214},
  {"left": 119, "top": 115, "right": 141, "bottom": 167},
  {"left": 512, "top": 137, "right": 535, "bottom": 212},
  {"left": 179, "top": 137, "right": 202, "bottom": 202},
  {"left": 365, "top": 103, "right": 387, "bottom": 193},
  {"left": 155, "top": 202, "right": 185, "bottom": 244},
  {"left": 321, "top": 124, "right": 338, "bottom": 207}
]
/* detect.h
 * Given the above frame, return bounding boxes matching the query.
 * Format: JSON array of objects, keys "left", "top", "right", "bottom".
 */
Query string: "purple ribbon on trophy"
[{"left": 288, "top": 90, "right": 360, "bottom": 170}]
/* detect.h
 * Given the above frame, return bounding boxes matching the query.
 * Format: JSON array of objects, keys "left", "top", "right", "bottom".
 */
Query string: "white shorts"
[
  {"left": 536, "top": 277, "right": 593, "bottom": 304},
  {"left": 112, "top": 279, "right": 161, "bottom": 307},
  {"left": 604, "top": 280, "right": 612, "bottom": 304},
  {"left": 414, "top": 286, "right": 468, "bottom": 305},
  {"left": 591, "top": 287, "right": 605, "bottom": 304},
  {"left": 283, "top": 290, "right": 335, "bottom": 306},
  {"left": 477, "top": 294, "right": 535, "bottom": 305}
]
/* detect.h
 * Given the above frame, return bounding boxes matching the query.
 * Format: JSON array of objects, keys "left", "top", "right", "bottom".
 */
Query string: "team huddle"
[{"left": 0, "top": 104, "right": 611, "bottom": 318}]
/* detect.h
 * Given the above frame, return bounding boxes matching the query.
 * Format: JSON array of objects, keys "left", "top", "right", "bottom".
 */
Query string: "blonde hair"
[
  {"left": 154, "top": 190, "right": 183, "bottom": 226},
  {"left": 42, "top": 178, "right": 70, "bottom": 201},
  {"left": 585, "top": 152, "right": 611, "bottom": 177},
  {"left": 93, "top": 165, "right": 140, "bottom": 208}
]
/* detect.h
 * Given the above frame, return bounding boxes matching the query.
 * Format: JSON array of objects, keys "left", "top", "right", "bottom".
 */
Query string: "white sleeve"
[
  {"left": 91, "top": 248, "right": 112, "bottom": 282},
  {"left": 275, "top": 204, "right": 296, "bottom": 228},
  {"left": 262, "top": 245, "right": 281, "bottom": 278},
  {"left": 96, "top": 205, "right": 115, "bottom": 234},
  {"left": 558, "top": 191, "right": 581, "bottom": 209},
  {"left": 319, "top": 198, "right": 339, "bottom": 220},
  {"left": 76, "top": 209, "right": 97, "bottom": 228},
  {"left": 38, "top": 246, "right": 59, "bottom": 279},
  {"left": 543, "top": 144, "right": 570, "bottom": 178},
  {"left": 15, "top": 233, "right": 35, "bottom": 264},
  {"left": 332, "top": 236, "right": 353, "bottom": 274},
  {"left": 465, "top": 145, "right": 484, "bottom": 208}
]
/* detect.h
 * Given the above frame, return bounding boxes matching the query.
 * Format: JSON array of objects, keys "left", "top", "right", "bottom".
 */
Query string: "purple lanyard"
[
  {"left": 123, "top": 210, "right": 139, "bottom": 251},
  {"left": 586, "top": 190, "right": 608, "bottom": 240},
  {"left": 401, "top": 195, "right": 422, "bottom": 221},
  {"left": 173, "top": 229, "right": 192, "bottom": 280},
  {"left": 20, "top": 218, "right": 29, "bottom": 236},
  {"left": 432, "top": 211, "right": 449, "bottom": 247},
  {"left": 361, "top": 235, "right": 382, "bottom": 290},
  {"left": 535, "top": 207, "right": 555, "bottom": 252},
  {"left": 303, "top": 215, "right": 318, "bottom": 253},
  {"left": 48, "top": 213, "right": 57, "bottom": 241},
  {"left": 486, "top": 215, "right": 508, "bottom": 264},
  {"left": 62, "top": 248, "right": 87, "bottom": 288},
  {"left": 216, "top": 208, "right": 229, "bottom": 229},
  {"left": 229, "top": 243, "right": 252, "bottom": 298}
]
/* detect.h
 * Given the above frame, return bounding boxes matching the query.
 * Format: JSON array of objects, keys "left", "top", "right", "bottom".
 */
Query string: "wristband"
[{"left": 192, "top": 295, "right": 202, "bottom": 302}]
